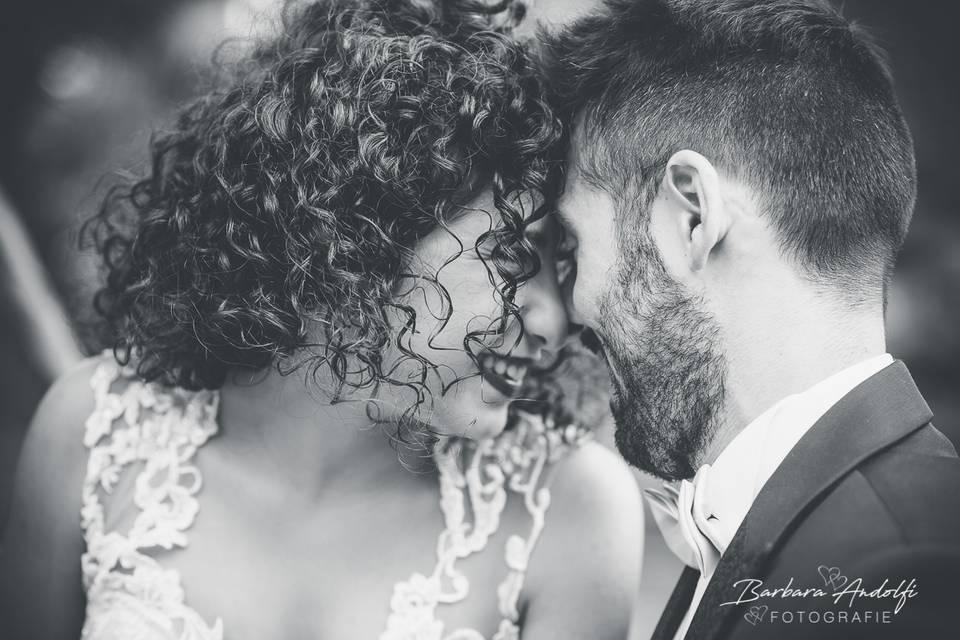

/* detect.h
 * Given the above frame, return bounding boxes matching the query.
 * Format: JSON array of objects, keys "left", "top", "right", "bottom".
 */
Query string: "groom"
[{"left": 545, "top": 0, "right": 960, "bottom": 638}]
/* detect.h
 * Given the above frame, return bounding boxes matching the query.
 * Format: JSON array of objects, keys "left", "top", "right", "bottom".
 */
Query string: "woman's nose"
[
  {"left": 562, "top": 267, "right": 585, "bottom": 330},
  {"left": 519, "top": 268, "right": 572, "bottom": 356}
]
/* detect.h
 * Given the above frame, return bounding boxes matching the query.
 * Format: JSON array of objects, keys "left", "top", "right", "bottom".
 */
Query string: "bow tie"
[{"left": 644, "top": 464, "right": 723, "bottom": 576}]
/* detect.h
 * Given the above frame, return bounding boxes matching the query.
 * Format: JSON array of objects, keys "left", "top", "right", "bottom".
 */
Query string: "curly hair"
[{"left": 85, "top": 0, "right": 563, "bottom": 422}]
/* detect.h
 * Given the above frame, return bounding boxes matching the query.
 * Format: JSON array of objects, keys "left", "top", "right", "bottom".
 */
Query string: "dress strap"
[
  {"left": 79, "top": 354, "right": 222, "bottom": 640},
  {"left": 488, "top": 413, "right": 590, "bottom": 639},
  {"left": 381, "top": 411, "right": 589, "bottom": 640}
]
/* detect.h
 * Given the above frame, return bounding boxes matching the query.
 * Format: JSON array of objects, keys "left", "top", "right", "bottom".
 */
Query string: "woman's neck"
[{"left": 216, "top": 364, "right": 436, "bottom": 500}]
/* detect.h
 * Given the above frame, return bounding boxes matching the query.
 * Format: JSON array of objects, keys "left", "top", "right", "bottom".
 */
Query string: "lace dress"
[{"left": 80, "top": 356, "right": 587, "bottom": 640}]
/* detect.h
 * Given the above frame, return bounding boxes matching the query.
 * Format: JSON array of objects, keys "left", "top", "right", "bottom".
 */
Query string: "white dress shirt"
[{"left": 669, "top": 353, "right": 895, "bottom": 640}]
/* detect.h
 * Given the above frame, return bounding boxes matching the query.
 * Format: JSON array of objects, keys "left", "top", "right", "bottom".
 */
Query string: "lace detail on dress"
[
  {"left": 80, "top": 356, "right": 222, "bottom": 640},
  {"left": 381, "top": 413, "right": 590, "bottom": 640}
]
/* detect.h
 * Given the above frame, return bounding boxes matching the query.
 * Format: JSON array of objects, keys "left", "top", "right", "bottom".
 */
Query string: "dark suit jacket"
[{"left": 652, "top": 361, "right": 960, "bottom": 640}]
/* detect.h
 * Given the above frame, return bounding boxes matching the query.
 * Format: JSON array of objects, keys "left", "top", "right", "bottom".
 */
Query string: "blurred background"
[{"left": 0, "top": 1, "right": 957, "bottom": 637}]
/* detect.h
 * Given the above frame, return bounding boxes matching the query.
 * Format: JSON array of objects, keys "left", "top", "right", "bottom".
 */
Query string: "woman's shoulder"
[
  {"left": 14, "top": 354, "right": 124, "bottom": 496},
  {"left": 542, "top": 438, "right": 644, "bottom": 546},
  {"left": 27, "top": 354, "right": 108, "bottom": 461},
  {"left": 1, "top": 356, "right": 106, "bottom": 570},
  {"left": 0, "top": 358, "right": 110, "bottom": 640},
  {"left": 550, "top": 438, "right": 643, "bottom": 506},
  {"left": 30, "top": 353, "right": 137, "bottom": 446},
  {"left": 496, "top": 412, "right": 642, "bottom": 516},
  {"left": 21, "top": 351, "right": 203, "bottom": 484},
  {"left": 487, "top": 414, "right": 642, "bottom": 527},
  {"left": 519, "top": 435, "right": 644, "bottom": 637}
]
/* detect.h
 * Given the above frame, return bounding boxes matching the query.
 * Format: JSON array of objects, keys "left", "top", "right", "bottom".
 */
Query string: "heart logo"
[
  {"left": 744, "top": 605, "right": 768, "bottom": 626},
  {"left": 817, "top": 565, "right": 848, "bottom": 590}
]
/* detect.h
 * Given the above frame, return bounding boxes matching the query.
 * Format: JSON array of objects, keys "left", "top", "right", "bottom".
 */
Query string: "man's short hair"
[{"left": 546, "top": 0, "right": 917, "bottom": 296}]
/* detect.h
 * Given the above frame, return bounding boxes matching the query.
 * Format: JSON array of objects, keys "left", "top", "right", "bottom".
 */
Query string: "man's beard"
[{"left": 598, "top": 249, "right": 727, "bottom": 481}]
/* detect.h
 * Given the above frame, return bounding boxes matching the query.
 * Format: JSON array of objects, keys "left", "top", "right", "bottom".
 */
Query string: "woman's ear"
[{"left": 661, "top": 150, "right": 730, "bottom": 272}]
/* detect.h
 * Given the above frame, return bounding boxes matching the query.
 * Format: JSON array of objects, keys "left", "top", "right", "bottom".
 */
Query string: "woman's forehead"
[
  {"left": 411, "top": 188, "right": 556, "bottom": 261},
  {"left": 451, "top": 188, "right": 543, "bottom": 233}
]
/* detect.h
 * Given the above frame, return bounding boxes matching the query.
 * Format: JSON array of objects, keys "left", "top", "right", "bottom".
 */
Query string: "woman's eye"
[
  {"left": 555, "top": 242, "right": 577, "bottom": 284},
  {"left": 475, "top": 241, "right": 529, "bottom": 276}
]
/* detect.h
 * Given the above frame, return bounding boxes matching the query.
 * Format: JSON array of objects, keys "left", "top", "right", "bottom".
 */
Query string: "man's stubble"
[{"left": 598, "top": 232, "right": 727, "bottom": 481}]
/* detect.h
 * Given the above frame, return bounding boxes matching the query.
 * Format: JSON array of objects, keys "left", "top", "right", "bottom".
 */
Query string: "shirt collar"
[{"left": 696, "top": 353, "right": 895, "bottom": 556}]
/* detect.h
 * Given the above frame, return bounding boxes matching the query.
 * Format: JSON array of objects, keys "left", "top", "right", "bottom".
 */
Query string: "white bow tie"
[{"left": 644, "top": 464, "right": 724, "bottom": 576}]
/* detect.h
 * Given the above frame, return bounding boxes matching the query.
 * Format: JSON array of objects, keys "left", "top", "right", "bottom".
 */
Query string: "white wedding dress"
[{"left": 79, "top": 355, "right": 585, "bottom": 640}]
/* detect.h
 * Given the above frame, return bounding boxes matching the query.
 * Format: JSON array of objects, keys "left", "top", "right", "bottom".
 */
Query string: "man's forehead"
[
  {"left": 557, "top": 173, "right": 619, "bottom": 238},
  {"left": 564, "top": 114, "right": 607, "bottom": 197},
  {"left": 558, "top": 146, "right": 597, "bottom": 217},
  {"left": 565, "top": 120, "right": 589, "bottom": 176}
]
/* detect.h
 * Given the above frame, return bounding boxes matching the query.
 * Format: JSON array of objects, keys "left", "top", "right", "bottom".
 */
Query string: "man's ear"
[{"left": 661, "top": 150, "right": 730, "bottom": 272}]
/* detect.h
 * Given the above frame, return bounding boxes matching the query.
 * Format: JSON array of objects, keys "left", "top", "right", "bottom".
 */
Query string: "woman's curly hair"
[{"left": 85, "top": 0, "right": 563, "bottom": 418}]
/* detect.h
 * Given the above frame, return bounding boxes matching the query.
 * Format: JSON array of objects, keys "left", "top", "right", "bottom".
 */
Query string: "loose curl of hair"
[{"left": 85, "top": 0, "right": 563, "bottom": 425}]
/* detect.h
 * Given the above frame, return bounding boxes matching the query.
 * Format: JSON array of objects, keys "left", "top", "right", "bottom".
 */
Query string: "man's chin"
[{"left": 611, "top": 406, "right": 700, "bottom": 481}]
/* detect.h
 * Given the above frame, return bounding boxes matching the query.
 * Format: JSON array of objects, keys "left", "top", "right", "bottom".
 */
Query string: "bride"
[{"left": 0, "top": 1, "right": 642, "bottom": 639}]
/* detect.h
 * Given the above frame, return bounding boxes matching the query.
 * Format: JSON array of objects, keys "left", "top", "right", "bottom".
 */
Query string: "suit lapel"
[
  {"left": 651, "top": 566, "right": 699, "bottom": 640},
  {"left": 684, "top": 361, "right": 932, "bottom": 640}
]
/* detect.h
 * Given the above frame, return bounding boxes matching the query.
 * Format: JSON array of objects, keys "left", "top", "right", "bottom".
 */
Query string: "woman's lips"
[{"left": 477, "top": 352, "right": 531, "bottom": 397}]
